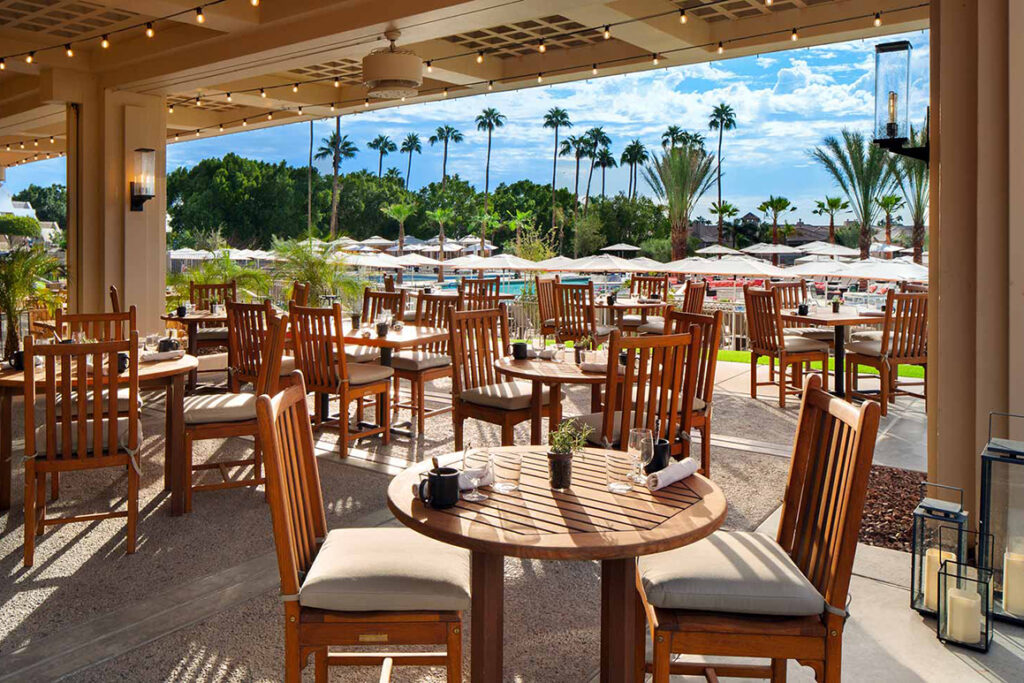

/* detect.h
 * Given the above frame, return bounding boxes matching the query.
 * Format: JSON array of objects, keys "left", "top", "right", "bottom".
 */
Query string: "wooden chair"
[
  {"left": 23, "top": 332, "right": 141, "bottom": 567},
  {"left": 227, "top": 300, "right": 296, "bottom": 392},
  {"left": 256, "top": 374, "right": 468, "bottom": 682},
  {"left": 457, "top": 277, "right": 501, "bottom": 311},
  {"left": 553, "top": 281, "right": 615, "bottom": 346},
  {"left": 900, "top": 281, "right": 928, "bottom": 293},
  {"left": 771, "top": 280, "right": 833, "bottom": 342},
  {"left": 361, "top": 288, "right": 405, "bottom": 323},
  {"left": 536, "top": 275, "right": 560, "bottom": 337},
  {"left": 448, "top": 304, "right": 554, "bottom": 450},
  {"left": 181, "top": 312, "right": 287, "bottom": 512},
  {"left": 290, "top": 280, "right": 311, "bottom": 306},
  {"left": 846, "top": 290, "right": 927, "bottom": 417},
  {"left": 620, "top": 275, "right": 670, "bottom": 331},
  {"left": 383, "top": 274, "right": 396, "bottom": 292},
  {"left": 665, "top": 310, "right": 723, "bottom": 476},
  {"left": 744, "top": 285, "right": 829, "bottom": 408},
  {"left": 637, "top": 282, "right": 708, "bottom": 335},
  {"left": 290, "top": 303, "right": 392, "bottom": 457},
  {"left": 392, "top": 293, "right": 454, "bottom": 434},
  {"left": 635, "top": 375, "right": 881, "bottom": 682},
  {"left": 56, "top": 306, "right": 136, "bottom": 341},
  {"left": 109, "top": 285, "right": 122, "bottom": 313},
  {"left": 190, "top": 280, "right": 236, "bottom": 350}
]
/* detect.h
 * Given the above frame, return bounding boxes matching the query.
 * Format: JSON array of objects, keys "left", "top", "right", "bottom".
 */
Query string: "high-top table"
[
  {"left": 778, "top": 306, "right": 884, "bottom": 396},
  {"left": 160, "top": 310, "right": 227, "bottom": 390},
  {"left": 388, "top": 446, "right": 727, "bottom": 682}
]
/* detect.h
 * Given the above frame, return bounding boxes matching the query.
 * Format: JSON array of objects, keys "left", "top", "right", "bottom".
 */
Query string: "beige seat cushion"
[
  {"left": 197, "top": 352, "right": 228, "bottom": 373},
  {"left": 692, "top": 397, "right": 706, "bottom": 412},
  {"left": 783, "top": 336, "right": 828, "bottom": 353},
  {"left": 595, "top": 324, "right": 617, "bottom": 338},
  {"left": 195, "top": 327, "right": 229, "bottom": 342},
  {"left": 542, "top": 317, "right": 555, "bottom": 328},
  {"left": 637, "top": 320, "right": 666, "bottom": 335},
  {"left": 345, "top": 345, "right": 380, "bottom": 363},
  {"left": 847, "top": 339, "right": 884, "bottom": 357},
  {"left": 184, "top": 393, "right": 256, "bottom": 425},
  {"left": 851, "top": 329, "right": 884, "bottom": 342},
  {"left": 461, "top": 380, "right": 550, "bottom": 411},
  {"left": 566, "top": 411, "right": 622, "bottom": 447},
  {"left": 392, "top": 351, "right": 451, "bottom": 372},
  {"left": 48, "top": 387, "right": 142, "bottom": 417},
  {"left": 33, "top": 417, "right": 142, "bottom": 453},
  {"left": 403, "top": 310, "right": 418, "bottom": 323},
  {"left": 348, "top": 363, "right": 394, "bottom": 386},
  {"left": 638, "top": 531, "right": 825, "bottom": 616},
  {"left": 279, "top": 355, "right": 296, "bottom": 375},
  {"left": 785, "top": 327, "right": 833, "bottom": 341},
  {"left": 299, "top": 527, "right": 471, "bottom": 612},
  {"left": 622, "top": 314, "right": 664, "bottom": 328}
]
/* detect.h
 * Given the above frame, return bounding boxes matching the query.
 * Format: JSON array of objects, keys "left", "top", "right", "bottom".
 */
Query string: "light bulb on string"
[
  {"left": 717, "top": 41, "right": 724, "bottom": 54},
  {"left": 652, "top": 53, "right": 659, "bottom": 65},
  {"left": 476, "top": 51, "right": 484, "bottom": 64},
  {"left": 603, "top": 25, "right": 611, "bottom": 40},
  {"left": 226, "top": 92, "right": 232, "bottom": 102},
  {"left": 65, "top": 44, "right": 74, "bottom": 57},
  {"left": 250, "top": 0, "right": 259, "bottom": 6},
  {"left": 267, "top": 112, "right": 273, "bottom": 120},
  {"left": 537, "top": 73, "right": 543, "bottom": 83},
  {"left": 443, "top": 88, "right": 449, "bottom": 97},
  {"left": 333, "top": 77, "right": 339, "bottom": 88},
  {"left": 195, "top": 7, "right": 205, "bottom": 23},
  {"left": 195, "top": 129, "right": 200, "bottom": 137},
  {"left": 537, "top": 40, "right": 546, "bottom": 53},
  {"left": 260, "top": 88, "right": 266, "bottom": 98},
  {"left": 592, "top": 64, "right": 598, "bottom": 75},
  {"left": 25, "top": 52, "right": 34, "bottom": 64},
  {"left": 297, "top": 106, "right": 303, "bottom": 115},
  {"left": 101, "top": 35, "right": 110, "bottom": 49},
  {"left": 292, "top": 83, "right": 299, "bottom": 93},
  {"left": 1, "top": 59, "right": 6, "bottom": 70},
  {"left": 219, "top": 124, "right": 224, "bottom": 132},
  {"left": 196, "top": 96, "right": 202, "bottom": 106},
  {"left": 487, "top": 81, "right": 494, "bottom": 91},
  {"left": 426, "top": 61, "right": 433, "bottom": 73},
  {"left": 874, "top": 12, "right": 882, "bottom": 27},
  {"left": 791, "top": 27, "right": 798, "bottom": 41},
  {"left": 364, "top": 99, "right": 369, "bottom": 108},
  {"left": 145, "top": 23, "right": 154, "bottom": 38},
  {"left": 168, "top": 104, "right": 174, "bottom": 114},
  {"left": 330, "top": 103, "right": 335, "bottom": 111},
  {"left": 49, "top": 136, "right": 55, "bottom": 144},
  {"left": 679, "top": 9, "right": 687, "bottom": 24},
  {"left": 242, "top": 118, "right": 248, "bottom": 126}
]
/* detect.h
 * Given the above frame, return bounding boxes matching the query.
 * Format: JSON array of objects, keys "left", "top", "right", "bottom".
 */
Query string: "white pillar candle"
[
  {"left": 945, "top": 587, "right": 982, "bottom": 644},
  {"left": 963, "top": 566, "right": 994, "bottom": 609},
  {"left": 924, "top": 547, "right": 955, "bottom": 611},
  {"left": 1002, "top": 550, "right": 1024, "bottom": 616}
]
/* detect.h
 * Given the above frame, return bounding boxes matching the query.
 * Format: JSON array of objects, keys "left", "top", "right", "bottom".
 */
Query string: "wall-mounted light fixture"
[{"left": 130, "top": 147, "right": 156, "bottom": 211}]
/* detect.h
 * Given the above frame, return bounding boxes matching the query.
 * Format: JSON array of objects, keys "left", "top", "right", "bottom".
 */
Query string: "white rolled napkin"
[
  {"left": 142, "top": 349, "right": 185, "bottom": 363},
  {"left": 646, "top": 457, "right": 699, "bottom": 491},
  {"left": 458, "top": 466, "right": 494, "bottom": 491}
]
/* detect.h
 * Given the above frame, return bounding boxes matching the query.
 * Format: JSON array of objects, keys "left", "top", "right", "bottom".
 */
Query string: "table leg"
[
  {"left": 169, "top": 374, "right": 186, "bottom": 516},
  {"left": 591, "top": 384, "right": 603, "bottom": 413},
  {"left": 530, "top": 380, "right": 543, "bottom": 445},
  {"left": 549, "top": 383, "right": 563, "bottom": 438},
  {"left": 186, "top": 323, "right": 199, "bottom": 391},
  {"left": 471, "top": 551, "right": 504, "bottom": 682},
  {"left": 833, "top": 325, "right": 846, "bottom": 396},
  {"left": 600, "top": 557, "right": 640, "bottom": 682},
  {"left": 163, "top": 384, "right": 172, "bottom": 491},
  {"left": 0, "top": 392, "right": 10, "bottom": 511}
]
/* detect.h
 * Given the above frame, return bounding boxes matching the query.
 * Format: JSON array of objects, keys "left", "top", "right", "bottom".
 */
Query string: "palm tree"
[
  {"left": 891, "top": 126, "right": 929, "bottom": 263},
  {"left": 381, "top": 202, "right": 415, "bottom": 283},
  {"left": 366, "top": 134, "right": 396, "bottom": 178},
  {"left": 582, "top": 127, "right": 611, "bottom": 209},
  {"left": 594, "top": 148, "right": 617, "bottom": 198},
  {"left": 314, "top": 126, "right": 358, "bottom": 239},
  {"left": 620, "top": 139, "right": 650, "bottom": 200},
  {"left": 708, "top": 200, "right": 739, "bottom": 245},
  {"left": 400, "top": 133, "right": 422, "bottom": 190},
  {"left": 475, "top": 107, "right": 507, "bottom": 215},
  {"left": 875, "top": 194, "right": 905, "bottom": 253},
  {"left": 543, "top": 108, "right": 572, "bottom": 231},
  {"left": 811, "top": 196, "right": 850, "bottom": 245},
  {"left": 474, "top": 210, "right": 500, "bottom": 256},
  {"left": 307, "top": 121, "right": 314, "bottom": 233},
  {"left": 425, "top": 207, "right": 455, "bottom": 281},
  {"left": 642, "top": 146, "right": 716, "bottom": 259},
  {"left": 662, "top": 125, "right": 685, "bottom": 149},
  {"left": 708, "top": 102, "right": 737, "bottom": 245},
  {"left": 428, "top": 125, "right": 464, "bottom": 189},
  {"left": 810, "top": 129, "right": 895, "bottom": 259},
  {"left": 506, "top": 209, "right": 535, "bottom": 250},
  {"left": 758, "top": 196, "right": 796, "bottom": 265},
  {"left": 559, "top": 134, "right": 588, "bottom": 210}
]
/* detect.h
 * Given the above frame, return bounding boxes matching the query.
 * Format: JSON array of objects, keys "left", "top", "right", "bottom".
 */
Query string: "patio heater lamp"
[
  {"left": 980, "top": 412, "right": 1024, "bottom": 626},
  {"left": 129, "top": 147, "right": 156, "bottom": 211},
  {"left": 872, "top": 41, "right": 928, "bottom": 163},
  {"left": 910, "top": 482, "right": 968, "bottom": 616}
]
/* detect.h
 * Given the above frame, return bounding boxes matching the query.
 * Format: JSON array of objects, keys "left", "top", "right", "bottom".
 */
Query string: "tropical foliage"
[
  {"left": 0, "top": 246, "right": 59, "bottom": 357},
  {"left": 0, "top": 215, "right": 42, "bottom": 238},
  {"left": 271, "top": 238, "right": 365, "bottom": 308},
  {"left": 708, "top": 103, "right": 737, "bottom": 244},
  {"left": 891, "top": 126, "right": 929, "bottom": 263},
  {"left": 12, "top": 184, "right": 66, "bottom": 229},
  {"left": 642, "top": 145, "right": 716, "bottom": 259}
]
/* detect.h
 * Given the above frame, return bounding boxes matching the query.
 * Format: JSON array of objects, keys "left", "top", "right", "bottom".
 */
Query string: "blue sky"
[{"left": 6, "top": 29, "right": 928, "bottom": 224}]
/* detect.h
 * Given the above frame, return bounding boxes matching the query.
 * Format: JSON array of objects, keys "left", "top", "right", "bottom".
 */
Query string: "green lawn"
[{"left": 717, "top": 349, "right": 925, "bottom": 379}]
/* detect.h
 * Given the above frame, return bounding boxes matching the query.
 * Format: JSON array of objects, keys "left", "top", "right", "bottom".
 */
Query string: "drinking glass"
[
  {"left": 492, "top": 452, "right": 522, "bottom": 493},
  {"left": 553, "top": 342, "right": 565, "bottom": 363},
  {"left": 462, "top": 446, "right": 491, "bottom": 502},
  {"left": 628, "top": 428, "right": 654, "bottom": 484},
  {"left": 605, "top": 450, "right": 633, "bottom": 493},
  {"left": 532, "top": 335, "right": 545, "bottom": 355},
  {"left": 145, "top": 334, "right": 160, "bottom": 351}
]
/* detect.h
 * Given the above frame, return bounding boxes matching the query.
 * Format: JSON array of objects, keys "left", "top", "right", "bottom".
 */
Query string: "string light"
[
  {"left": 766, "top": 0, "right": 773, "bottom": 5},
  {"left": 487, "top": 80, "right": 494, "bottom": 91},
  {"left": 195, "top": 7, "right": 205, "bottom": 23},
  {"left": 537, "top": 40, "right": 546, "bottom": 53},
  {"left": 426, "top": 61, "right": 433, "bottom": 73},
  {"left": 145, "top": 23, "right": 154, "bottom": 38},
  {"left": 260, "top": 88, "right": 266, "bottom": 98},
  {"left": 330, "top": 102, "right": 335, "bottom": 111},
  {"left": 333, "top": 77, "right": 340, "bottom": 87},
  {"left": 791, "top": 27, "right": 798, "bottom": 41},
  {"left": 292, "top": 83, "right": 299, "bottom": 93},
  {"left": 219, "top": 124, "right": 224, "bottom": 131},
  {"left": 652, "top": 53, "right": 659, "bottom": 65},
  {"left": 25, "top": 52, "right": 34, "bottom": 64},
  {"left": 297, "top": 106, "right": 303, "bottom": 115},
  {"left": 717, "top": 41, "right": 724, "bottom": 54},
  {"left": 196, "top": 96, "right": 202, "bottom": 106},
  {"left": 101, "top": 35, "right": 110, "bottom": 49},
  {"left": 49, "top": 136, "right": 55, "bottom": 143},
  {"left": 592, "top": 64, "right": 597, "bottom": 75},
  {"left": 679, "top": 9, "right": 687, "bottom": 24},
  {"left": 225, "top": 92, "right": 232, "bottom": 102},
  {"left": 443, "top": 88, "right": 449, "bottom": 97},
  {"left": 195, "top": 129, "right": 201, "bottom": 136},
  {"left": 603, "top": 25, "right": 611, "bottom": 40},
  {"left": 1, "top": 59, "right": 5, "bottom": 70},
  {"left": 401, "top": 95, "right": 406, "bottom": 101},
  {"left": 250, "top": 0, "right": 259, "bottom": 5},
  {"left": 267, "top": 112, "right": 273, "bottom": 120},
  {"left": 874, "top": 12, "right": 882, "bottom": 26},
  {"left": 174, "top": 134, "right": 179, "bottom": 141},
  {"left": 65, "top": 44, "right": 74, "bottom": 57},
  {"left": 33, "top": 139, "right": 38, "bottom": 146},
  {"left": 168, "top": 104, "right": 174, "bottom": 114},
  {"left": 476, "top": 51, "right": 484, "bottom": 63},
  {"left": 537, "top": 73, "right": 543, "bottom": 83},
  {"left": 364, "top": 98, "right": 369, "bottom": 107},
  {"left": 242, "top": 118, "right": 247, "bottom": 126}
]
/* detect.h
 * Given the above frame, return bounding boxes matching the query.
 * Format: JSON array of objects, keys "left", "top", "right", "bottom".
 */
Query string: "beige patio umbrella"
[
  {"left": 628, "top": 256, "right": 667, "bottom": 271},
  {"left": 695, "top": 244, "right": 741, "bottom": 256},
  {"left": 533, "top": 256, "right": 580, "bottom": 271},
  {"left": 338, "top": 252, "right": 405, "bottom": 269},
  {"left": 796, "top": 241, "right": 860, "bottom": 257},
  {"left": 395, "top": 253, "right": 442, "bottom": 267},
  {"left": 564, "top": 254, "right": 650, "bottom": 273},
  {"left": 664, "top": 256, "right": 788, "bottom": 278}
]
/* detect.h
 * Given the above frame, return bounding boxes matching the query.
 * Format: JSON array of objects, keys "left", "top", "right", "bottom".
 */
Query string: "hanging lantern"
[
  {"left": 129, "top": 148, "right": 156, "bottom": 212},
  {"left": 872, "top": 40, "right": 928, "bottom": 163},
  {"left": 980, "top": 412, "right": 1024, "bottom": 626},
  {"left": 910, "top": 483, "right": 968, "bottom": 616}
]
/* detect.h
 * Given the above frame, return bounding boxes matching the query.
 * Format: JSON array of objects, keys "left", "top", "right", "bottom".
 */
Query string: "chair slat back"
[
  {"left": 680, "top": 281, "right": 707, "bottom": 314},
  {"left": 771, "top": 280, "right": 808, "bottom": 309},
  {"left": 227, "top": 300, "right": 273, "bottom": 389},
  {"left": 290, "top": 303, "right": 346, "bottom": 394},
  {"left": 631, "top": 275, "right": 669, "bottom": 301},
  {"left": 448, "top": 305, "right": 510, "bottom": 396},
  {"left": 900, "top": 282, "right": 928, "bottom": 293},
  {"left": 56, "top": 306, "right": 136, "bottom": 342},
  {"left": 536, "top": 276, "right": 559, "bottom": 325},
  {"left": 743, "top": 285, "right": 784, "bottom": 355},
  {"left": 458, "top": 277, "right": 502, "bottom": 311},
  {"left": 776, "top": 375, "right": 880, "bottom": 615},
  {"left": 289, "top": 281, "right": 311, "bottom": 307},
  {"left": 109, "top": 285, "right": 122, "bottom": 313},
  {"left": 415, "top": 292, "right": 454, "bottom": 354},
  {"left": 666, "top": 310, "right": 723, "bottom": 407},
  {"left": 881, "top": 290, "right": 927, "bottom": 362},
  {"left": 602, "top": 329, "right": 701, "bottom": 451},
  {"left": 190, "top": 281, "right": 237, "bottom": 309},
  {"left": 361, "top": 289, "right": 406, "bottom": 322},
  {"left": 256, "top": 374, "right": 328, "bottom": 601},
  {"left": 383, "top": 275, "right": 396, "bottom": 292},
  {"left": 255, "top": 313, "right": 288, "bottom": 395},
  {"left": 554, "top": 281, "right": 598, "bottom": 343},
  {"left": 24, "top": 332, "right": 140, "bottom": 463}
]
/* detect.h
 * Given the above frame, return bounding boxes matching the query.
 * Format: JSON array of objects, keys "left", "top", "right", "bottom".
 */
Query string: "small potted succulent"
[
  {"left": 573, "top": 335, "right": 593, "bottom": 365},
  {"left": 547, "top": 419, "right": 592, "bottom": 491},
  {"left": 830, "top": 295, "right": 842, "bottom": 313}
]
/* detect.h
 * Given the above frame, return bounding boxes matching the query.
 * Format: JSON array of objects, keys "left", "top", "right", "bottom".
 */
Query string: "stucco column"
[{"left": 66, "top": 81, "right": 166, "bottom": 333}]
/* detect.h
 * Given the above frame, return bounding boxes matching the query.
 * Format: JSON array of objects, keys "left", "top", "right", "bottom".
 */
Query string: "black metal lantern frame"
[
  {"left": 937, "top": 558, "right": 994, "bottom": 652},
  {"left": 872, "top": 40, "right": 929, "bottom": 163},
  {"left": 980, "top": 412, "right": 1024, "bottom": 625},
  {"left": 910, "top": 483, "right": 968, "bottom": 616}
]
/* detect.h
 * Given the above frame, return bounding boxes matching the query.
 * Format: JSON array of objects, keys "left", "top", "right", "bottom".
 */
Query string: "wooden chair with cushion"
[
  {"left": 846, "top": 289, "right": 927, "bottom": 417},
  {"left": 56, "top": 306, "right": 136, "bottom": 342},
  {"left": 348, "top": 289, "right": 405, "bottom": 364},
  {"left": 256, "top": 373, "right": 469, "bottom": 682},
  {"left": 227, "top": 300, "right": 296, "bottom": 393},
  {"left": 553, "top": 281, "right": 615, "bottom": 346},
  {"left": 23, "top": 332, "right": 141, "bottom": 567},
  {"left": 635, "top": 375, "right": 881, "bottom": 682},
  {"left": 771, "top": 280, "right": 833, "bottom": 343},
  {"left": 536, "top": 275, "right": 560, "bottom": 338},
  {"left": 109, "top": 285, "right": 122, "bottom": 313},
  {"left": 638, "top": 282, "right": 708, "bottom": 335},
  {"left": 457, "top": 276, "right": 501, "bottom": 311},
  {"left": 448, "top": 304, "right": 553, "bottom": 450},
  {"left": 190, "top": 280, "right": 236, "bottom": 350},
  {"left": 291, "top": 303, "right": 392, "bottom": 457},
  {"left": 621, "top": 275, "right": 670, "bottom": 332},
  {"left": 182, "top": 312, "right": 287, "bottom": 512},
  {"left": 392, "top": 292, "right": 454, "bottom": 434},
  {"left": 744, "top": 285, "right": 829, "bottom": 408}
]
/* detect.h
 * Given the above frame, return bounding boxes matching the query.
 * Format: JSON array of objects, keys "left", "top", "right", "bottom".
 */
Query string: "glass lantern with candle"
[
  {"left": 937, "top": 558, "right": 993, "bottom": 652},
  {"left": 980, "top": 412, "right": 1024, "bottom": 626},
  {"left": 910, "top": 483, "right": 968, "bottom": 616},
  {"left": 130, "top": 147, "right": 156, "bottom": 211},
  {"left": 873, "top": 41, "right": 911, "bottom": 142}
]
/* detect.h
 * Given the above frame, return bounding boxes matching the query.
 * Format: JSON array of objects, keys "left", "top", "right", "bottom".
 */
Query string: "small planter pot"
[
  {"left": 831, "top": 301, "right": 841, "bottom": 313},
  {"left": 574, "top": 347, "right": 586, "bottom": 365},
  {"left": 375, "top": 322, "right": 389, "bottom": 338},
  {"left": 350, "top": 313, "right": 361, "bottom": 329},
  {"left": 548, "top": 452, "right": 573, "bottom": 490}
]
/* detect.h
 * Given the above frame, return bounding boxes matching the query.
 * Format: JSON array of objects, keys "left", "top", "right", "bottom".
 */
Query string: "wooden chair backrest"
[
  {"left": 415, "top": 292, "right": 454, "bottom": 355},
  {"left": 601, "top": 328, "right": 701, "bottom": 451},
  {"left": 743, "top": 285, "right": 784, "bottom": 355},
  {"left": 776, "top": 375, "right": 880, "bottom": 616},
  {"left": 56, "top": 306, "right": 136, "bottom": 342},
  {"left": 190, "top": 280, "right": 237, "bottom": 309},
  {"left": 666, "top": 310, "right": 723, "bottom": 408},
  {"left": 553, "top": 280, "right": 598, "bottom": 343},
  {"left": 771, "top": 280, "right": 808, "bottom": 309},
  {"left": 448, "top": 304, "right": 510, "bottom": 397},
  {"left": 631, "top": 274, "right": 669, "bottom": 301},
  {"left": 880, "top": 290, "right": 927, "bottom": 362},
  {"left": 256, "top": 374, "right": 328, "bottom": 603},
  {"left": 361, "top": 288, "right": 405, "bottom": 322},
  {"left": 901, "top": 281, "right": 928, "bottom": 293},
  {"left": 289, "top": 281, "right": 311, "bottom": 307},
  {"left": 227, "top": 300, "right": 276, "bottom": 389},
  {"left": 458, "top": 277, "right": 502, "bottom": 311},
  {"left": 536, "top": 276, "right": 560, "bottom": 323},
  {"left": 24, "top": 332, "right": 140, "bottom": 462},
  {"left": 680, "top": 281, "right": 707, "bottom": 314},
  {"left": 109, "top": 285, "right": 121, "bottom": 313},
  {"left": 289, "top": 303, "right": 346, "bottom": 395},
  {"left": 383, "top": 275, "right": 396, "bottom": 292}
]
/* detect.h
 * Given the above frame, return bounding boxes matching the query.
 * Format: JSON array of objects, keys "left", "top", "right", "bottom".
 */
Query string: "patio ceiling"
[{"left": 0, "top": 0, "right": 928, "bottom": 167}]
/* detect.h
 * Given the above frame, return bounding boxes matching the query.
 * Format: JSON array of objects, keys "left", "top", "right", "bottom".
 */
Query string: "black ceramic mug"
[
  {"left": 797, "top": 303, "right": 809, "bottom": 316},
  {"left": 512, "top": 342, "right": 528, "bottom": 360},
  {"left": 417, "top": 467, "right": 460, "bottom": 509},
  {"left": 7, "top": 351, "right": 24, "bottom": 372},
  {"left": 176, "top": 305, "right": 187, "bottom": 318},
  {"left": 116, "top": 352, "right": 130, "bottom": 374},
  {"left": 645, "top": 438, "right": 671, "bottom": 474},
  {"left": 158, "top": 337, "right": 180, "bottom": 353}
]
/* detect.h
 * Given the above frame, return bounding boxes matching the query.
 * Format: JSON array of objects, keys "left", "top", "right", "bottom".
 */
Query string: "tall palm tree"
[
  {"left": 428, "top": 125, "right": 464, "bottom": 189},
  {"left": 559, "top": 134, "right": 588, "bottom": 210},
  {"left": 811, "top": 196, "right": 850, "bottom": 244},
  {"left": 400, "top": 133, "right": 422, "bottom": 190},
  {"left": 810, "top": 129, "right": 895, "bottom": 259},
  {"left": 381, "top": 201, "right": 415, "bottom": 282},
  {"left": 891, "top": 126, "right": 929, "bottom": 263},
  {"left": 425, "top": 207, "right": 454, "bottom": 281},
  {"left": 307, "top": 121, "right": 314, "bottom": 234},
  {"left": 594, "top": 148, "right": 617, "bottom": 198},
  {"left": 474, "top": 210, "right": 500, "bottom": 256},
  {"left": 875, "top": 194, "right": 905, "bottom": 246},
  {"left": 366, "top": 134, "right": 396, "bottom": 178},
  {"left": 620, "top": 139, "right": 649, "bottom": 200},
  {"left": 708, "top": 200, "right": 739, "bottom": 245},
  {"left": 475, "top": 107, "right": 507, "bottom": 215},
  {"left": 543, "top": 107, "right": 572, "bottom": 231},
  {"left": 582, "top": 127, "right": 610, "bottom": 209},
  {"left": 642, "top": 146, "right": 716, "bottom": 259},
  {"left": 662, "top": 125, "right": 685, "bottom": 149},
  {"left": 314, "top": 126, "right": 358, "bottom": 239},
  {"left": 708, "top": 102, "right": 737, "bottom": 245},
  {"left": 757, "top": 195, "right": 796, "bottom": 265}
]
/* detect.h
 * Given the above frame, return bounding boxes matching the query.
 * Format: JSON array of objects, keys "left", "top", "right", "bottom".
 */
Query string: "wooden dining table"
[
  {"left": 779, "top": 306, "right": 884, "bottom": 396},
  {"left": 0, "top": 354, "right": 198, "bottom": 514},
  {"left": 159, "top": 310, "right": 227, "bottom": 390},
  {"left": 595, "top": 298, "right": 668, "bottom": 328},
  {"left": 388, "top": 446, "right": 728, "bottom": 682}
]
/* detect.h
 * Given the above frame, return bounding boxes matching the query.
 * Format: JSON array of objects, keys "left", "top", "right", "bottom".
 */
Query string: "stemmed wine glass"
[
  {"left": 462, "top": 443, "right": 491, "bottom": 502},
  {"left": 628, "top": 428, "right": 654, "bottom": 484}
]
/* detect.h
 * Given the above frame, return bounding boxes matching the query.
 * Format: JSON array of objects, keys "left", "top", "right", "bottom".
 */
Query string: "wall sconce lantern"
[
  {"left": 980, "top": 412, "right": 1024, "bottom": 626},
  {"left": 130, "top": 147, "right": 156, "bottom": 211},
  {"left": 872, "top": 40, "right": 928, "bottom": 163},
  {"left": 910, "top": 482, "right": 968, "bottom": 616}
]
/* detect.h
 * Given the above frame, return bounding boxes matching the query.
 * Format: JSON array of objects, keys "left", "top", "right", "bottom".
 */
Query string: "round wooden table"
[
  {"left": 494, "top": 357, "right": 606, "bottom": 445},
  {"left": 160, "top": 311, "right": 228, "bottom": 390},
  {"left": 0, "top": 354, "right": 199, "bottom": 515},
  {"left": 387, "top": 446, "right": 728, "bottom": 682}
]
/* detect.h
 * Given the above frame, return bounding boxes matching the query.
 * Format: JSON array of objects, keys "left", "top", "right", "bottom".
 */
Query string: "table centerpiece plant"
[{"left": 547, "top": 418, "right": 592, "bottom": 491}]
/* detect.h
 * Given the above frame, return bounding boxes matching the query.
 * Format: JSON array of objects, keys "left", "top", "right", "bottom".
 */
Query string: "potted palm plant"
[
  {"left": 547, "top": 419, "right": 592, "bottom": 490},
  {"left": 0, "top": 246, "right": 60, "bottom": 359}
]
